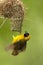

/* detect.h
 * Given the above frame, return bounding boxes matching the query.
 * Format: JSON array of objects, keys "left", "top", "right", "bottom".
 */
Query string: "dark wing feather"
[
  {"left": 13, "top": 40, "right": 27, "bottom": 51},
  {"left": 20, "top": 40, "right": 27, "bottom": 51}
]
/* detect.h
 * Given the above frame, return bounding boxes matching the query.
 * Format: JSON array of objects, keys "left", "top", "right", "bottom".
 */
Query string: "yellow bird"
[{"left": 6, "top": 32, "right": 30, "bottom": 56}]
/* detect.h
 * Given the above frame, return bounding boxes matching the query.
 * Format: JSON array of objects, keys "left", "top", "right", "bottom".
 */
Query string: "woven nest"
[{"left": 0, "top": 0, "right": 24, "bottom": 33}]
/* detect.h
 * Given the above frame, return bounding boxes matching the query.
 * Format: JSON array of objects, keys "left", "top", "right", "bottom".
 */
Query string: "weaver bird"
[{"left": 6, "top": 32, "right": 30, "bottom": 56}]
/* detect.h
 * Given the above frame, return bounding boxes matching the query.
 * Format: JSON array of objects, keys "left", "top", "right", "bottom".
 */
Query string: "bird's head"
[{"left": 24, "top": 32, "right": 30, "bottom": 41}]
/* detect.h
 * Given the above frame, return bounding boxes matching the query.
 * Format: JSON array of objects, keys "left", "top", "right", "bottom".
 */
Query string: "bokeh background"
[{"left": 0, "top": 0, "right": 43, "bottom": 65}]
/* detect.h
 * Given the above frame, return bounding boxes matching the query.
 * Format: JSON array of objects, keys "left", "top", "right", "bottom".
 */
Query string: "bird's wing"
[
  {"left": 20, "top": 40, "right": 27, "bottom": 51},
  {"left": 13, "top": 40, "right": 27, "bottom": 51},
  {"left": 5, "top": 44, "right": 14, "bottom": 51}
]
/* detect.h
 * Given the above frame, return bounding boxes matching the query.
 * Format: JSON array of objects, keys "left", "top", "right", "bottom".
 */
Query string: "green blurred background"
[{"left": 0, "top": 0, "right": 43, "bottom": 65}]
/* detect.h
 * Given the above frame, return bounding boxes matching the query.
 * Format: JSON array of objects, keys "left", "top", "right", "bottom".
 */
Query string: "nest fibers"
[{"left": 0, "top": 0, "right": 24, "bottom": 33}]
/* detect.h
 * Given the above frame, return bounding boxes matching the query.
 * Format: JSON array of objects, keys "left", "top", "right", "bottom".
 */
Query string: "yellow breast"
[{"left": 12, "top": 34, "right": 24, "bottom": 44}]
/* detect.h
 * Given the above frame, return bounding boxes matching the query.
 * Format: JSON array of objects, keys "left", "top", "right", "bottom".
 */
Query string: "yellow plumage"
[
  {"left": 12, "top": 33, "right": 30, "bottom": 44},
  {"left": 12, "top": 34, "right": 24, "bottom": 43}
]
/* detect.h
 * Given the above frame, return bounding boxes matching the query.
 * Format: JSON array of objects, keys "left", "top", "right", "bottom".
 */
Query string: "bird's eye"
[{"left": 24, "top": 32, "right": 29, "bottom": 37}]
